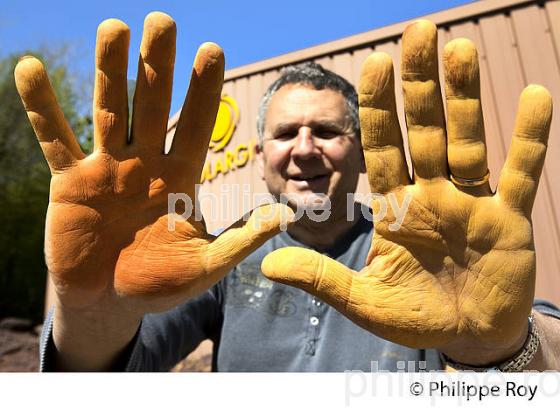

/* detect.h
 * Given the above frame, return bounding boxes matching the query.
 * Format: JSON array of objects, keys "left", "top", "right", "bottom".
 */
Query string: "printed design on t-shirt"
[{"left": 227, "top": 262, "right": 297, "bottom": 317}]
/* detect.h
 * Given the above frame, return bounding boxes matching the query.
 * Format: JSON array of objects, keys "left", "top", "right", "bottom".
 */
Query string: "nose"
[{"left": 291, "top": 127, "right": 321, "bottom": 159}]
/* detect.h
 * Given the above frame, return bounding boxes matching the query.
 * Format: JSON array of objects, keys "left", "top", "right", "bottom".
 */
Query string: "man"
[{"left": 14, "top": 12, "right": 560, "bottom": 372}]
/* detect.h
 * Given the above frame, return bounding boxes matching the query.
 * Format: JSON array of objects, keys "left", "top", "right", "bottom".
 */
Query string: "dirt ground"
[
  {"left": 0, "top": 317, "right": 212, "bottom": 372},
  {"left": 172, "top": 340, "right": 213, "bottom": 372},
  {"left": 0, "top": 318, "right": 41, "bottom": 372}
]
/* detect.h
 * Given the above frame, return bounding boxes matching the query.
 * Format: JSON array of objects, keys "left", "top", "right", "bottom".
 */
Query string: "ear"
[
  {"left": 359, "top": 151, "right": 366, "bottom": 173},
  {"left": 256, "top": 143, "right": 266, "bottom": 181},
  {"left": 355, "top": 134, "right": 366, "bottom": 173}
]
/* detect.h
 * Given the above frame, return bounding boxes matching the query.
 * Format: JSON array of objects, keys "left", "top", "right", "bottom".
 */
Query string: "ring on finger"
[{"left": 450, "top": 170, "right": 490, "bottom": 187}]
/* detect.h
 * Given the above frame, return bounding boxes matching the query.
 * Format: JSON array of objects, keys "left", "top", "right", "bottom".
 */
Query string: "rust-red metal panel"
[
  {"left": 332, "top": 52, "right": 354, "bottom": 83},
  {"left": 314, "top": 55, "right": 334, "bottom": 71},
  {"left": 351, "top": 47, "right": 374, "bottom": 85}
]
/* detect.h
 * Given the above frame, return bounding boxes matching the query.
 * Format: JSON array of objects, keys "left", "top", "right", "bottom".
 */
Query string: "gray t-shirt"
[
  {"left": 40, "top": 211, "right": 560, "bottom": 371},
  {"left": 126, "top": 211, "right": 443, "bottom": 371}
]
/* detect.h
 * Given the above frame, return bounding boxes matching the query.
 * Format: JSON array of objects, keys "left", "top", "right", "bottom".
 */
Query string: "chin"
[{"left": 281, "top": 189, "right": 332, "bottom": 209}]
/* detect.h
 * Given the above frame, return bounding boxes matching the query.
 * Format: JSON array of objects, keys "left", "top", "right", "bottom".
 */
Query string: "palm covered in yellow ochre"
[
  {"left": 15, "top": 13, "right": 291, "bottom": 316},
  {"left": 262, "top": 21, "right": 552, "bottom": 362}
]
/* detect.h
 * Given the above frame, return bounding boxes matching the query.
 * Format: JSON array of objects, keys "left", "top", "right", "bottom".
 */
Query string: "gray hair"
[{"left": 256, "top": 61, "right": 360, "bottom": 148}]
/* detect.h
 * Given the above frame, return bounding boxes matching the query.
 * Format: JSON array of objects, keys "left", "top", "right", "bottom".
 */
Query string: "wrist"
[
  {"left": 53, "top": 300, "right": 142, "bottom": 371},
  {"left": 441, "top": 314, "right": 539, "bottom": 371},
  {"left": 444, "top": 322, "right": 528, "bottom": 366}
]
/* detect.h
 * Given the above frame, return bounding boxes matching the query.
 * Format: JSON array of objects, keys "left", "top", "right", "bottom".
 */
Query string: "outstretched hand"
[
  {"left": 261, "top": 20, "right": 553, "bottom": 365},
  {"left": 15, "top": 13, "right": 291, "bottom": 317}
]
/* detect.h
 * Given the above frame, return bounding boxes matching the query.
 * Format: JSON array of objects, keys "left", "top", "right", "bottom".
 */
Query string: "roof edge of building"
[
  {"left": 167, "top": 0, "right": 543, "bottom": 131},
  {"left": 224, "top": 0, "right": 538, "bottom": 81}
]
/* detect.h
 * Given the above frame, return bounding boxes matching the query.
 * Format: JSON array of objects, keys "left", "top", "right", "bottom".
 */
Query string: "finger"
[
  {"left": 497, "top": 85, "right": 552, "bottom": 215},
  {"left": 93, "top": 19, "right": 130, "bottom": 153},
  {"left": 261, "top": 248, "right": 355, "bottom": 314},
  {"left": 130, "top": 12, "right": 176, "bottom": 154},
  {"left": 401, "top": 20, "right": 447, "bottom": 180},
  {"left": 169, "top": 43, "right": 224, "bottom": 180},
  {"left": 263, "top": 247, "right": 453, "bottom": 348},
  {"left": 14, "top": 56, "right": 84, "bottom": 173},
  {"left": 359, "top": 52, "right": 410, "bottom": 194},
  {"left": 443, "top": 38, "right": 490, "bottom": 193},
  {"left": 204, "top": 204, "right": 294, "bottom": 277}
]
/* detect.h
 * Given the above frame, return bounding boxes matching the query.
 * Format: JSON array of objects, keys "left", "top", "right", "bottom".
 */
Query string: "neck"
[{"left": 286, "top": 202, "right": 362, "bottom": 251}]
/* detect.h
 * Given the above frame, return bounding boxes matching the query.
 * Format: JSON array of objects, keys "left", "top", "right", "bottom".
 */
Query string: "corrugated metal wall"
[{"left": 170, "top": 0, "right": 560, "bottom": 305}]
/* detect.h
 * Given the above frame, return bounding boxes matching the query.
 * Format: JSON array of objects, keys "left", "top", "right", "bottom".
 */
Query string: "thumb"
[
  {"left": 203, "top": 203, "right": 294, "bottom": 275},
  {"left": 261, "top": 247, "right": 356, "bottom": 313}
]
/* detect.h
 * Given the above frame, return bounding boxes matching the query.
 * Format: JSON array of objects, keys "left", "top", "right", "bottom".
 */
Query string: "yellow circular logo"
[{"left": 210, "top": 94, "right": 239, "bottom": 152}]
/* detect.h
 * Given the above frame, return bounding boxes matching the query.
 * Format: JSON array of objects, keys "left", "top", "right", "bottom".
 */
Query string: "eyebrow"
[{"left": 270, "top": 120, "right": 349, "bottom": 135}]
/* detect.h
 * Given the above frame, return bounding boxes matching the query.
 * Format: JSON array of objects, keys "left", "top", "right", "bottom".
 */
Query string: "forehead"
[{"left": 265, "top": 84, "right": 349, "bottom": 128}]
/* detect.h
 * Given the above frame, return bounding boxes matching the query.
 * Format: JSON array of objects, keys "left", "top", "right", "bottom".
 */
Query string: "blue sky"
[{"left": 1, "top": 0, "right": 473, "bottom": 116}]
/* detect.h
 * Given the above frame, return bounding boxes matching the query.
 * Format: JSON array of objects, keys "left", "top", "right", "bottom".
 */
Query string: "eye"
[
  {"left": 315, "top": 128, "right": 340, "bottom": 139},
  {"left": 274, "top": 129, "right": 298, "bottom": 140}
]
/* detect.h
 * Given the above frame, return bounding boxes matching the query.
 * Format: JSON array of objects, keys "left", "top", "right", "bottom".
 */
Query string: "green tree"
[{"left": 0, "top": 51, "right": 92, "bottom": 322}]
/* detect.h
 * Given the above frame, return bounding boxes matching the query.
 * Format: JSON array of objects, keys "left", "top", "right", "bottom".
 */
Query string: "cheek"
[
  {"left": 323, "top": 140, "right": 360, "bottom": 169},
  {"left": 263, "top": 143, "right": 291, "bottom": 174}
]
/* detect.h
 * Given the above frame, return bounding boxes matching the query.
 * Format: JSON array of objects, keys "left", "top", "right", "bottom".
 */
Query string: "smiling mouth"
[{"left": 289, "top": 174, "right": 329, "bottom": 183}]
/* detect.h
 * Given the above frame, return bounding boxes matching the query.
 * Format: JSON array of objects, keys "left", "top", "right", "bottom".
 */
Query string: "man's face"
[{"left": 257, "top": 84, "right": 363, "bottom": 209}]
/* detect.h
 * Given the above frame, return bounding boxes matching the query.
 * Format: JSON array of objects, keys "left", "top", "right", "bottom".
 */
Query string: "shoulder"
[{"left": 533, "top": 299, "right": 560, "bottom": 320}]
